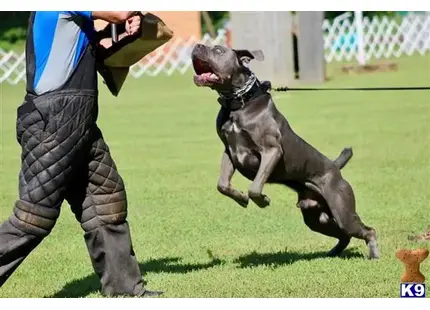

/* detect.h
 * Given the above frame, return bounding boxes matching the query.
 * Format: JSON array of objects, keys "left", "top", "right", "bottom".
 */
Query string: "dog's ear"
[{"left": 234, "top": 49, "right": 264, "bottom": 64}]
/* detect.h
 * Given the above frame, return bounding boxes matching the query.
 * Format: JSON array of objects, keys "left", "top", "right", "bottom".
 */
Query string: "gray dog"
[{"left": 191, "top": 43, "right": 380, "bottom": 259}]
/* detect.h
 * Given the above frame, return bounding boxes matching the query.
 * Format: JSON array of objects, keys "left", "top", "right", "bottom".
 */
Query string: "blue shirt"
[{"left": 32, "top": 11, "right": 95, "bottom": 94}]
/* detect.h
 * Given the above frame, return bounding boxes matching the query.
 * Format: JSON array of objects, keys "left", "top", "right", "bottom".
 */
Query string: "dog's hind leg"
[
  {"left": 308, "top": 177, "right": 380, "bottom": 259},
  {"left": 298, "top": 149, "right": 352, "bottom": 215},
  {"left": 297, "top": 190, "right": 351, "bottom": 257},
  {"left": 301, "top": 208, "right": 351, "bottom": 257}
]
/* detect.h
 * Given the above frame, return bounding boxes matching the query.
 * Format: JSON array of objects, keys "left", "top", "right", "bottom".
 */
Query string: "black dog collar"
[{"left": 216, "top": 75, "right": 270, "bottom": 111}]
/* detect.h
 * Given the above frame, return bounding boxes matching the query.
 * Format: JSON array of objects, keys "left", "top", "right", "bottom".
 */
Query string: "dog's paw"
[
  {"left": 250, "top": 194, "right": 271, "bottom": 208},
  {"left": 235, "top": 194, "right": 249, "bottom": 208}
]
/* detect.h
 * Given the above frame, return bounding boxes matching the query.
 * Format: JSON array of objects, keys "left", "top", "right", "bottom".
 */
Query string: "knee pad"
[
  {"left": 80, "top": 191, "right": 128, "bottom": 232},
  {"left": 10, "top": 200, "right": 60, "bottom": 237}
]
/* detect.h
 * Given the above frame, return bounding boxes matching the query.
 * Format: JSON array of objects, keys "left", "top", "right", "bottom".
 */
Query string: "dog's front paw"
[
  {"left": 249, "top": 192, "right": 271, "bottom": 208},
  {"left": 235, "top": 193, "right": 249, "bottom": 208}
]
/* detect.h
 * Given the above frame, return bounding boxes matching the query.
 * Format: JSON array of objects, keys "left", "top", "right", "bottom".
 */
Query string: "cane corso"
[{"left": 191, "top": 43, "right": 380, "bottom": 259}]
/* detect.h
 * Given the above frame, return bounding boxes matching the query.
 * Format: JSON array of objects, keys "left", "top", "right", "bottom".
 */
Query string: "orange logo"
[{"left": 396, "top": 248, "right": 429, "bottom": 283}]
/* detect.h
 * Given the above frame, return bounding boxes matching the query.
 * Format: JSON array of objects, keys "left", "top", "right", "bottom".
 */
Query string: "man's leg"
[
  {"left": 65, "top": 126, "right": 161, "bottom": 297},
  {"left": 0, "top": 96, "right": 95, "bottom": 286},
  {"left": 0, "top": 203, "right": 60, "bottom": 286}
]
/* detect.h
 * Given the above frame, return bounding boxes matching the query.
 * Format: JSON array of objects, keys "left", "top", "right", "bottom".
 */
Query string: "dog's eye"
[{"left": 214, "top": 47, "right": 223, "bottom": 54}]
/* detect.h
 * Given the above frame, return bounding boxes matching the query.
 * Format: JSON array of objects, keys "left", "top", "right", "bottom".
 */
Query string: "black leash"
[{"left": 272, "top": 86, "right": 430, "bottom": 92}]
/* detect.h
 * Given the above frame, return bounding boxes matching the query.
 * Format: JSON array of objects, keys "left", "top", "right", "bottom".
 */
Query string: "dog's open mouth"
[{"left": 192, "top": 58, "right": 221, "bottom": 87}]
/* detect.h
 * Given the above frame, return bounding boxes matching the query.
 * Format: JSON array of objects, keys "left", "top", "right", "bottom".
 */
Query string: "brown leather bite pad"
[
  {"left": 396, "top": 248, "right": 429, "bottom": 283},
  {"left": 96, "top": 12, "right": 174, "bottom": 68},
  {"left": 95, "top": 12, "right": 174, "bottom": 96}
]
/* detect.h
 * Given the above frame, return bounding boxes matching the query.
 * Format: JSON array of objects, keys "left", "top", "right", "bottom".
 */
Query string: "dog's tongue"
[
  {"left": 194, "top": 72, "right": 219, "bottom": 86},
  {"left": 200, "top": 73, "right": 218, "bottom": 81}
]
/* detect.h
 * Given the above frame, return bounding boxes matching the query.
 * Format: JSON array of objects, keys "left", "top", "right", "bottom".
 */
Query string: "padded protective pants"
[{"left": 0, "top": 90, "right": 145, "bottom": 296}]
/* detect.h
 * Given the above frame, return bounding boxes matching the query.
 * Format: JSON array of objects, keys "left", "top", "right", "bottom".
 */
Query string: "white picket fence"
[
  {"left": 1, "top": 12, "right": 430, "bottom": 85},
  {"left": 322, "top": 12, "right": 430, "bottom": 63}
]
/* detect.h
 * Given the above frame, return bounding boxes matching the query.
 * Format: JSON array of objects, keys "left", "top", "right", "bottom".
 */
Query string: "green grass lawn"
[{"left": 0, "top": 55, "right": 429, "bottom": 298}]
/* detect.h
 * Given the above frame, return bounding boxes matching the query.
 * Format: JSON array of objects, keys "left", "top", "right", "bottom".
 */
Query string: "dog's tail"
[{"left": 334, "top": 147, "right": 353, "bottom": 170}]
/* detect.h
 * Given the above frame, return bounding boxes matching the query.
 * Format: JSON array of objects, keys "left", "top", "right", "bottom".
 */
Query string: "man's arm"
[{"left": 91, "top": 11, "right": 138, "bottom": 24}]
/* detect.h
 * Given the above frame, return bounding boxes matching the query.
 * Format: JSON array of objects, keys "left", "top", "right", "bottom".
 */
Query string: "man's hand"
[{"left": 125, "top": 15, "right": 141, "bottom": 36}]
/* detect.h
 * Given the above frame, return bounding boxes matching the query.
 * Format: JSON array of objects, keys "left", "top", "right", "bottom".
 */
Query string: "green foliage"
[
  {"left": 0, "top": 11, "right": 29, "bottom": 51},
  {"left": 2, "top": 27, "right": 27, "bottom": 44},
  {"left": 201, "top": 11, "right": 229, "bottom": 35}
]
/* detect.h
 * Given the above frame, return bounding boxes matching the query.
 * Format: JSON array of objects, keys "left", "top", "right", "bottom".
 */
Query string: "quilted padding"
[
  {"left": 65, "top": 127, "right": 128, "bottom": 232},
  {"left": 16, "top": 91, "right": 98, "bottom": 209},
  {"left": 1, "top": 91, "right": 144, "bottom": 295}
]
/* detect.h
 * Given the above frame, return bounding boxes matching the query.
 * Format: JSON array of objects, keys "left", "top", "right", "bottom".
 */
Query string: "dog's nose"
[
  {"left": 192, "top": 44, "right": 206, "bottom": 56},
  {"left": 194, "top": 44, "right": 204, "bottom": 50}
]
